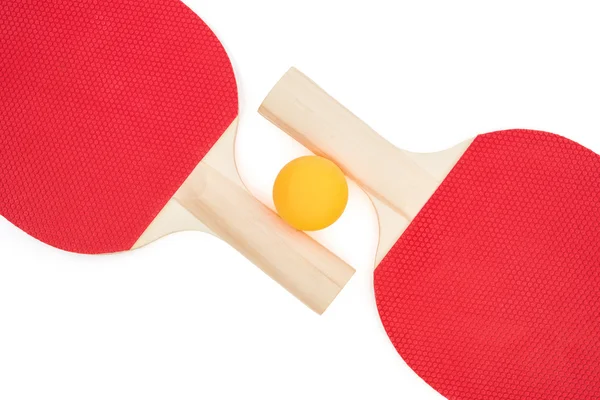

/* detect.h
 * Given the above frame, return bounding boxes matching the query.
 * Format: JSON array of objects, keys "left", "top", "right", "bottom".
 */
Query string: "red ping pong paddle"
[
  {"left": 260, "top": 68, "right": 600, "bottom": 399},
  {"left": 0, "top": 2, "right": 354, "bottom": 314}
]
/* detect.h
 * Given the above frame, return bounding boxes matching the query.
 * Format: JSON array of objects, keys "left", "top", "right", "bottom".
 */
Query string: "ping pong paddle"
[
  {"left": 260, "top": 68, "right": 600, "bottom": 398},
  {"left": 0, "top": 2, "right": 355, "bottom": 314}
]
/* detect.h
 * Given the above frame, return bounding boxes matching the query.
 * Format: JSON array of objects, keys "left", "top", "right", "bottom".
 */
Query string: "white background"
[{"left": 2, "top": 1, "right": 600, "bottom": 399}]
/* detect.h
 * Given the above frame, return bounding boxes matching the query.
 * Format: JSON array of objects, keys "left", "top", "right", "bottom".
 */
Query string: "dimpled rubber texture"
[
  {"left": 375, "top": 130, "right": 600, "bottom": 399},
  {"left": 0, "top": 0, "right": 238, "bottom": 253}
]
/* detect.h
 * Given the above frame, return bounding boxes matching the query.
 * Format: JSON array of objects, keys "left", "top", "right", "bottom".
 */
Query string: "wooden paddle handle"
[
  {"left": 259, "top": 67, "right": 440, "bottom": 219},
  {"left": 259, "top": 69, "right": 475, "bottom": 266},
  {"left": 174, "top": 160, "right": 355, "bottom": 315}
]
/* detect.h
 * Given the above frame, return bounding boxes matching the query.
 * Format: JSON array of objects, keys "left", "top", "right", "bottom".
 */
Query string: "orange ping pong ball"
[{"left": 273, "top": 156, "right": 349, "bottom": 231}]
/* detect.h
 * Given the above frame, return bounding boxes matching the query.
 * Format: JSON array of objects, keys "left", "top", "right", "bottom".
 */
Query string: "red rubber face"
[
  {"left": 375, "top": 130, "right": 600, "bottom": 399},
  {"left": 0, "top": 0, "right": 238, "bottom": 254}
]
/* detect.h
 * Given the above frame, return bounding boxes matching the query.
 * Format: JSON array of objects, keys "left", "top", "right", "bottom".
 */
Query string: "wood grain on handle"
[
  {"left": 173, "top": 125, "right": 355, "bottom": 314},
  {"left": 259, "top": 68, "right": 440, "bottom": 220}
]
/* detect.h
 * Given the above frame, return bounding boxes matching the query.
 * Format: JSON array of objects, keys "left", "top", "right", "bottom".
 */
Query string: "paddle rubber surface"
[
  {"left": 375, "top": 130, "right": 600, "bottom": 399},
  {"left": 0, "top": 0, "right": 238, "bottom": 253}
]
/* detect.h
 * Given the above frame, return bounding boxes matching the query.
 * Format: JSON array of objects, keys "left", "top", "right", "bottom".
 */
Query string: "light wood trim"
[
  {"left": 132, "top": 200, "right": 213, "bottom": 249},
  {"left": 406, "top": 141, "right": 474, "bottom": 181},
  {"left": 371, "top": 196, "right": 410, "bottom": 266},
  {"left": 134, "top": 120, "right": 251, "bottom": 249},
  {"left": 259, "top": 68, "right": 472, "bottom": 268},
  {"left": 370, "top": 142, "right": 473, "bottom": 264}
]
